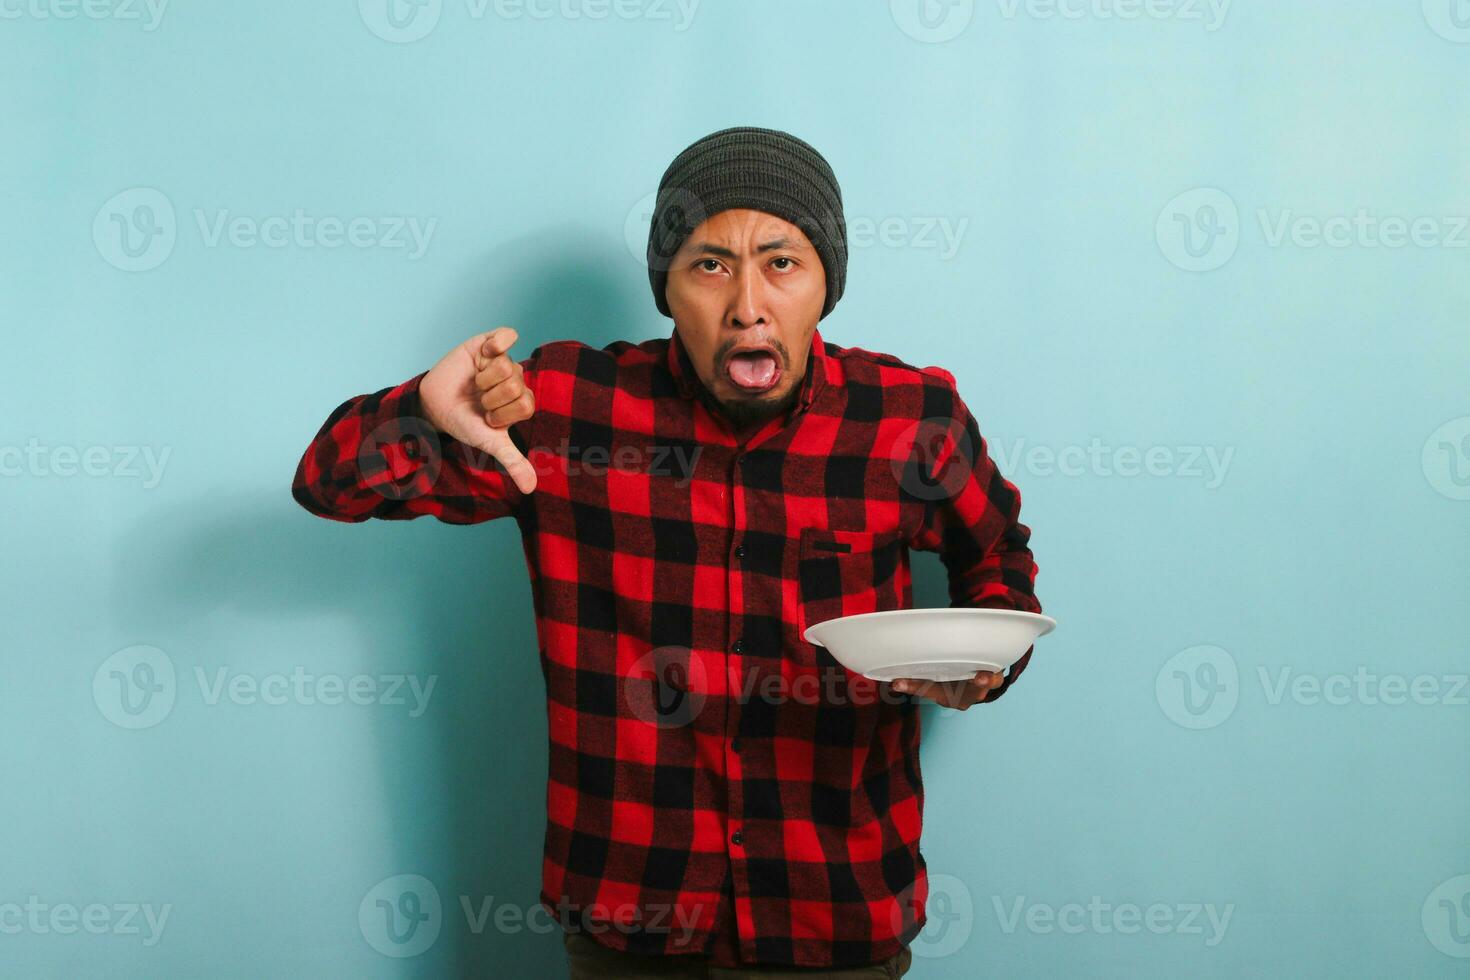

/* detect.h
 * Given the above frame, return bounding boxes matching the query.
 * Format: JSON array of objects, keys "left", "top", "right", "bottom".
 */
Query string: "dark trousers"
[{"left": 563, "top": 929, "right": 914, "bottom": 979}]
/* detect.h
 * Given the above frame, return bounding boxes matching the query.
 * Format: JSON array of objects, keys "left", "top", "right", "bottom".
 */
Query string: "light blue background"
[{"left": 4, "top": 1, "right": 1468, "bottom": 976}]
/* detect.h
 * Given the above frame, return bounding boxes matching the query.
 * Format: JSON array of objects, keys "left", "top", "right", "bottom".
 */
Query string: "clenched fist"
[{"left": 419, "top": 326, "right": 538, "bottom": 495}]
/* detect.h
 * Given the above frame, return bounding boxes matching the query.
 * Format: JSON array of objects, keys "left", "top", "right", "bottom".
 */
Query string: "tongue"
[{"left": 728, "top": 351, "right": 777, "bottom": 389}]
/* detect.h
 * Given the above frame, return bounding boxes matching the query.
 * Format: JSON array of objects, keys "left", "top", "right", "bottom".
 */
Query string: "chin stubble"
[{"left": 708, "top": 383, "right": 798, "bottom": 430}]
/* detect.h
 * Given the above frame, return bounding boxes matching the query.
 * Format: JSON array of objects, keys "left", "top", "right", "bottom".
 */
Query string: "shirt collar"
[{"left": 666, "top": 325, "right": 829, "bottom": 413}]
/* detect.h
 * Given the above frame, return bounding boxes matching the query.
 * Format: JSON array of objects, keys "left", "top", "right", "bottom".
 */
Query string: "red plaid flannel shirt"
[{"left": 291, "top": 326, "right": 1042, "bottom": 968}]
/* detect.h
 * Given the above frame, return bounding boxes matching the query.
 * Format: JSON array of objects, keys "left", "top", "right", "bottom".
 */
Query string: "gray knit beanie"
[{"left": 647, "top": 126, "right": 847, "bottom": 320}]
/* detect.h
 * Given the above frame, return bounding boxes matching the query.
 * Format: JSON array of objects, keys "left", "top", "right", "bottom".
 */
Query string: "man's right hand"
[{"left": 420, "top": 326, "right": 538, "bottom": 495}]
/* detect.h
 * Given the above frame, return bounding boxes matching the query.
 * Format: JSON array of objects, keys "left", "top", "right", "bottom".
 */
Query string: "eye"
[
  {"left": 696, "top": 258, "right": 724, "bottom": 274},
  {"left": 771, "top": 256, "right": 796, "bottom": 271}
]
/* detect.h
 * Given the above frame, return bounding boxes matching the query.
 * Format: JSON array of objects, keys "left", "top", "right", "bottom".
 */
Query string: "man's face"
[{"left": 664, "top": 208, "right": 827, "bottom": 430}]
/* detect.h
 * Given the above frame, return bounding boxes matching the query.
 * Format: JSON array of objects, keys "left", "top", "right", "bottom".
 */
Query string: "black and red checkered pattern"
[{"left": 292, "top": 326, "right": 1042, "bottom": 969}]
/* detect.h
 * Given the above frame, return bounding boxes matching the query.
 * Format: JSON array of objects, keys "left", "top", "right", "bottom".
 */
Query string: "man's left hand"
[{"left": 889, "top": 670, "right": 1004, "bottom": 710}]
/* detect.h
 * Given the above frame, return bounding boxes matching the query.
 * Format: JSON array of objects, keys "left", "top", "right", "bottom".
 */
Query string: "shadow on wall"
[
  {"left": 110, "top": 230, "right": 656, "bottom": 978},
  {"left": 908, "top": 548, "right": 966, "bottom": 733}
]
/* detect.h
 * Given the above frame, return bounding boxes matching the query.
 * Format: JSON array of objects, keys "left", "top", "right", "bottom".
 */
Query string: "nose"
[{"left": 728, "top": 261, "right": 768, "bottom": 329}]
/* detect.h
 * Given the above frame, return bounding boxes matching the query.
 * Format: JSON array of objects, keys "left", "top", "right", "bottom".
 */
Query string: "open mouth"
[{"left": 725, "top": 349, "right": 782, "bottom": 393}]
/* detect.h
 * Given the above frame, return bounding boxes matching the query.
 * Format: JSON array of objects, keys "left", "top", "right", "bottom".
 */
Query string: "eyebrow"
[{"left": 688, "top": 238, "right": 804, "bottom": 259}]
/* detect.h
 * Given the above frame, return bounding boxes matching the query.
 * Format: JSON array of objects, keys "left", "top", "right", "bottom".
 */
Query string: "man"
[{"left": 292, "top": 126, "right": 1042, "bottom": 978}]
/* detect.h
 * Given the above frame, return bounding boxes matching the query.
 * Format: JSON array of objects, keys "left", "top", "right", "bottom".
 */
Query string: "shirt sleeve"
[
  {"left": 290, "top": 351, "right": 540, "bottom": 525},
  {"left": 906, "top": 368, "right": 1042, "bottom": 701}
]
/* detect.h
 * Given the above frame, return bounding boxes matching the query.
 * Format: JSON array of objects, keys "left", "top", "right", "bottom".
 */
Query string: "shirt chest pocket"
[{"left": 795, "top": 527, "right": 908, "bottom": 643}]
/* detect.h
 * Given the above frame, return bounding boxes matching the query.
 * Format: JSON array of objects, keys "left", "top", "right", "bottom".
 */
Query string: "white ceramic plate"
[{"left": 802, "top": 608, "right": 1057, "bottom": 683}]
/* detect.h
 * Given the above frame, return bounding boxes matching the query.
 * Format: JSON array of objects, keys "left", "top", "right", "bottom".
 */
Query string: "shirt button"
[
  {"left": 731, "top": 736, "right": 743, "bottom": 753},
  {"left": 732, "top": 638, "right": 744, "bottom": 654},
  {"left": 731, "top": 830, "right": 745, "bottom": 846},
  {"left": 734, "top": 544, "right": 746, "bottom": 559}
]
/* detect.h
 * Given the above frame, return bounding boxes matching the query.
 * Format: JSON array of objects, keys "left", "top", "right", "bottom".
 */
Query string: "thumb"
[{"left": 471, "top": 426, "right": 537, "bottom": 496}]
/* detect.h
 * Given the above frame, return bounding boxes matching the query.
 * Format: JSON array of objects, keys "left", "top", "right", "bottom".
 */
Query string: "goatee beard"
[{"left": 701, "top": 382, "right": 800, "bottom": 433}]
